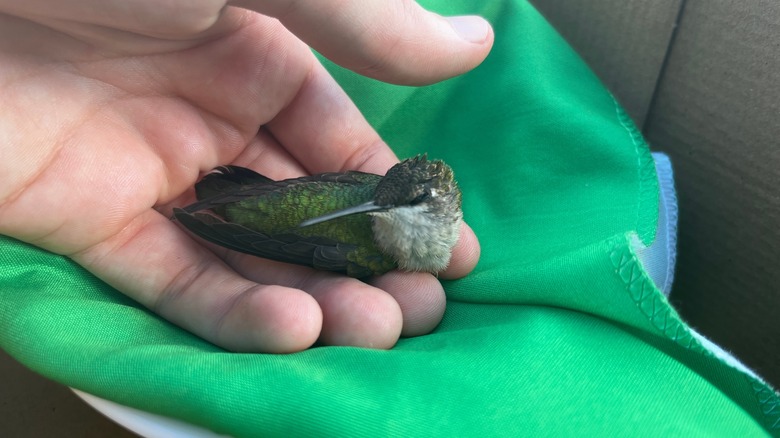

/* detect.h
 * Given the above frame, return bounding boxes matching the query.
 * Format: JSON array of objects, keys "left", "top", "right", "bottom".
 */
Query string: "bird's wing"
[
  {"left": 172, "top": 208, "right": 374, "bottom": 277},
  {"left": 184, "top": 167, "right": 381, "bottom": 213}
]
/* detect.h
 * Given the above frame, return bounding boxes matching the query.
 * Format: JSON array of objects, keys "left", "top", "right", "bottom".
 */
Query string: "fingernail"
[{"left": 446, "top": 15, "right": 490, "bottom": 44}]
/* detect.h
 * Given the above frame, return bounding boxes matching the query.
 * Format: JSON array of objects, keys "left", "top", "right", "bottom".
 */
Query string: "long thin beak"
[{"left": 298, "top": 201, "right": 388, "bottom": 228}]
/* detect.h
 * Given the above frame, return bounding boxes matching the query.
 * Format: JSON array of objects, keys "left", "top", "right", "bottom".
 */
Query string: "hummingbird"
[{"left": 172, "top": 155, "right": 463, "bottom": 278}]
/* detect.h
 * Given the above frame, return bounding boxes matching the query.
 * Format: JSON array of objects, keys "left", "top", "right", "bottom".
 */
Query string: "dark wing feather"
[
  {"left": 185, "top": 166, "right": 273, "bottom": 213},
  {"left": 185, "top": 167, "right": 380, "bottom": 213},
  {"left": 173, "top": 208, "right": 359, "bottom": 275},
  {"left": 210, "top": 165, "right": 274, "bottom": 185}
]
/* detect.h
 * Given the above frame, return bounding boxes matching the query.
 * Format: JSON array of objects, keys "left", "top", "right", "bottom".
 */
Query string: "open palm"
[{"left": 0, "top": 0, "right": 489, "bottom": 352}]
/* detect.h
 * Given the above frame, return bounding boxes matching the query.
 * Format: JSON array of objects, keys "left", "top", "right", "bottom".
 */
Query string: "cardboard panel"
[
  {"left": 644, "top": 0, "right": 780, "bottom": 387},
  {"left": 530, "top": 0, "right": 683, "bottom": 127}
]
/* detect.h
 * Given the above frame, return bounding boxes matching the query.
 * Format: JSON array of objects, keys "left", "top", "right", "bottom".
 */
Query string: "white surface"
[{"left": 71, "top": 389, "right": 228, "bottom": 438}]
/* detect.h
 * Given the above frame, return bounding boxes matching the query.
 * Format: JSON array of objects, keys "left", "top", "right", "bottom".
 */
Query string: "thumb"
[{"left": 231, "top": 0, "right": 494, "bottom": 85}]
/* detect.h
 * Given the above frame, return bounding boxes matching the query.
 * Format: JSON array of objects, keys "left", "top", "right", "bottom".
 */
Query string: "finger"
[
  {"left": 368, "top": 271, "right": 446, "bottom": 337},
  {"left": 70, "top": 209, "right": 323, "bottom": 353},
  {"left": 303, "top": 275, "right": 403, "bottom": 348},
  {"left": 215, "top": 252, "right": 404, "bottom": 349},
  {"left": 440, "top": 221, "right": 481, "bottom": 280},
  {"left": 233, "top": 0, "right": 493, "bottom": 85}
]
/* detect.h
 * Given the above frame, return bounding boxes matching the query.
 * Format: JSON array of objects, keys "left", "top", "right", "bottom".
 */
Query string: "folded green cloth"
[{"left": 1, "top": 0, "right": 777, "bottom": 436}]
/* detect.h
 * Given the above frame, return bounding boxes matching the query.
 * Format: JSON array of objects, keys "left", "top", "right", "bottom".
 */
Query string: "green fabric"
[{"left": 1, "top": 0, "right": 778, "bottom": 435}]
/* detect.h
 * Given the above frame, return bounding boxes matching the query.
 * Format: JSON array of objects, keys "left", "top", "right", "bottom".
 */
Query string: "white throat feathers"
[{"left": 369, "top": 204, "right": 462, "bottom": 272}]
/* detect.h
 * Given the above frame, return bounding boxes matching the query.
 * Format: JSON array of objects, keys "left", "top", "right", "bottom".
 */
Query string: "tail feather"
[{"left": 195, "top": 165, "right": 273, "bottom": 200}]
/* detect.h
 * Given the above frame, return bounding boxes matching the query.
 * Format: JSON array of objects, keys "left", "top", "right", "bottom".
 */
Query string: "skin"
[{"left": 0, "top": 0, "right": 490, "bottom": 353}]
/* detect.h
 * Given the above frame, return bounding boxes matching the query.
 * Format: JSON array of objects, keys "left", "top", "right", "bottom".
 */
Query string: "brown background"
[{"left": 2, "top": 0, "right": 778, "bottom": 435}]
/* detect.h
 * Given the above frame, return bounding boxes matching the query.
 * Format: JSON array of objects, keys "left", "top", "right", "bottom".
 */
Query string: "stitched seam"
[
  {"left": 748, "top": 377, "right": 780, "bottom": 432},
  {"left": 613, "top": 97, "right": 658, "bottom": 246},
  {"left": 610, "top": 240, "right": 780, "bottom": 433}
]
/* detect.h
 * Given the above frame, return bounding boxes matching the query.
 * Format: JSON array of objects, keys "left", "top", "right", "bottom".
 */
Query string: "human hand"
[{"left": 0, "top": 0, "right": 489, "bottom": 352}]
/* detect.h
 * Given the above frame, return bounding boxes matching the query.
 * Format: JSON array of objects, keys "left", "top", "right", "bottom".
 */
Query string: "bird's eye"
[{"left": 410, "top": 192, "right": 430, "bottom": 206}]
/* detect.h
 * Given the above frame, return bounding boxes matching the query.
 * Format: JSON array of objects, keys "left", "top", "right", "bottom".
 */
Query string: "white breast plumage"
[{"left": 370, "top": 205, "right": 462, "bottom": 272}]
